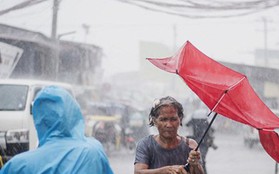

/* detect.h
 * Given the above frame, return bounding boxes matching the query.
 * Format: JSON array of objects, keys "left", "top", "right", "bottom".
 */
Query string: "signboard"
[{"left": 0, "top": 42, "right": 23, "bottom": 78}]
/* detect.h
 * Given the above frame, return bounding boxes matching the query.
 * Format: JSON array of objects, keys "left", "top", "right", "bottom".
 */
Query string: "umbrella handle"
[
  {"left": 184, "top": 112, "right": 218, "bottom": 172},
  {"left": 184, "top": 163, "right": 190, "bottom": 172}
]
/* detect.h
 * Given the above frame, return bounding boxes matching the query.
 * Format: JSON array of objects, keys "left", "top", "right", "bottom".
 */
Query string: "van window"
[{"left": 0, "top": 85, "right": 28, "bottom": 111}]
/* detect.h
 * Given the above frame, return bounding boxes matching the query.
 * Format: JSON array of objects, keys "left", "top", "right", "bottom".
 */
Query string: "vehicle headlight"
[{"left": 6, "top": 129, "right": 29, "bottom": 144}]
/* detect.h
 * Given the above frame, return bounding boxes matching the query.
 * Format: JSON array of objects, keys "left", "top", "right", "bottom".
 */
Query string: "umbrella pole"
[
  {"left": 184, "top": 112, "right": 218, "bottom": 172},
  {"left": 275, "top": 162, "right": 278, "bottom": 174},
  {"left": 195, "top": 112, "right": 218, "bottom": 150}
]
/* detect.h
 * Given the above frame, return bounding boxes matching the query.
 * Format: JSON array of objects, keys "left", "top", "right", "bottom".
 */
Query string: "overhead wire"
[
  {"left": 1, "top": 1, "right": 51, "bottom": 19},
  {"left": 115, "top": 0, "right": 279, "bottom": 18},
  {"left": 0, "top": 0, "right": 48, "bottom": 16}
]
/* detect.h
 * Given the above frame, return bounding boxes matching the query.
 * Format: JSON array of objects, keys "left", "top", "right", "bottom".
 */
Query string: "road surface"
[{"left": 109, "top": 132, "right": 277, "bottom": 174}]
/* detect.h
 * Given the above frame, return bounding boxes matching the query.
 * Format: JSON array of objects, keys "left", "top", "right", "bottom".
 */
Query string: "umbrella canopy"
[{"left": 147, "top": 41, "right": 279, "bottom": 163}]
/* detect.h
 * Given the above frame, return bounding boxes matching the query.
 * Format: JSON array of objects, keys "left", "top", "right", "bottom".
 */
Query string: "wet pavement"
[
  {"left": 206, "top": 132, "right": 276, "bottom": 174},
  {"left": 109, "top": 132, "right": 278, "bottom": 174}
]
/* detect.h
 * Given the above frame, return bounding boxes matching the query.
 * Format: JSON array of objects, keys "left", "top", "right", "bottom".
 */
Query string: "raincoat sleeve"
[
  {"left": 87, "top": 138, "right": 115, "bottom": 174},
  {"left": 0, "top": 138, "right": 114, "bottom": 174}
]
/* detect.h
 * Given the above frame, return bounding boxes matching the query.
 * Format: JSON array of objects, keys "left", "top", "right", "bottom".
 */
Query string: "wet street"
[
  {"left": 109, "top": 132, "right": 277, "bottom": 174},
  {"left": 206, "top": 132, "right": 276, "bottom": 174}
]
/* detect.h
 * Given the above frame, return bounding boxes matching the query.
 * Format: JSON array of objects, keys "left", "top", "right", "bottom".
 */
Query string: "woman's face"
[{"left": 154, "top": 105, "right": 181, "bottom": 139}]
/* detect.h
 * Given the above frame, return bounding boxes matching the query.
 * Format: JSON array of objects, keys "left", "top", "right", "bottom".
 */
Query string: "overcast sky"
[{"left": 1, "top": 0, "right": 279, "bottom": 77}]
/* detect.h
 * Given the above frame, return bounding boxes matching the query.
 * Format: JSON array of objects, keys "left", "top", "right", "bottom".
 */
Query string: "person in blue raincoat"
[{"left": 0, "top": 86, "right": 114, "bottom": 174}]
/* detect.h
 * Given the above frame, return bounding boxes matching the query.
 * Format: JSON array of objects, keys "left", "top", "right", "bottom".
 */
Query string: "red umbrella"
[{"left": 147, "top": 41, "right": 279, "bottom": 164}]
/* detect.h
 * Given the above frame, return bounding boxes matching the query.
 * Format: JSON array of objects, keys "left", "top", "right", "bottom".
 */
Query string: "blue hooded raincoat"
[{"left": 0, "top": 86, "right": 114, "bottom": 174}]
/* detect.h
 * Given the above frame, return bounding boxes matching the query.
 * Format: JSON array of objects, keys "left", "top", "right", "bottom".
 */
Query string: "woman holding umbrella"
[
  {"left": 134, "top": 96, "right": 204, "bottom": 174},
  {"left": 186, "top": 107, "right": 218, "bottom": 174}
]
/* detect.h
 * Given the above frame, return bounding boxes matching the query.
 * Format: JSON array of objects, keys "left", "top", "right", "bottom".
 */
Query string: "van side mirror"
[{"left": 30, "top": 102, "right": 34, "bottom": 115}]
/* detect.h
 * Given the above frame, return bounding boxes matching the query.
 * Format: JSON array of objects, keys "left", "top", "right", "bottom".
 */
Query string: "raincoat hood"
[
  {"left": 32, "top": 85, "right": 85, "bottom": 146},
  {"left": 0, "top": 86, "right": 114, "bottom": 174}
]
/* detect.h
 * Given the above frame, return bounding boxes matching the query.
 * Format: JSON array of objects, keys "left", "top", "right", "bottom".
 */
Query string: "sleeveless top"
[{"left": 134, "top": 135, "right": 191, "bottom": 169}]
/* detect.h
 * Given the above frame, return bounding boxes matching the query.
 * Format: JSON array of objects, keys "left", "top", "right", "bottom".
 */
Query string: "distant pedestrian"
[
  {"left": 0, "top": 86, "right": 114, "bottom": 174},
  {"left": 186, "top": 108, "right": 218, "bottom": 174}
]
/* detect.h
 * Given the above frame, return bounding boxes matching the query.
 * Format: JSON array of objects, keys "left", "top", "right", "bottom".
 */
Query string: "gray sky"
[{"left": 1, "top": 0, "right": 279, "bottom": 77}]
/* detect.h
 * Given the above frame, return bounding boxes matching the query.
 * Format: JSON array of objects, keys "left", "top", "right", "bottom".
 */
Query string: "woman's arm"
[
  {"left": 187, "top": 139, "right": 205, "bottom": 174},
  {"left": 134, "top": 163, "right": 187, "bottom": 174}
]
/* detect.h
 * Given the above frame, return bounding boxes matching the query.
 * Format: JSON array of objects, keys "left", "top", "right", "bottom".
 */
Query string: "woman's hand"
[
  {"left": 135, "top": 164, "right": 187, "bottom": 174},
  {"left": 160, "top": 165, "right": 187, "bottom": 174},
  {"left": 187, "top": 150, "right": 201, "bottom": 166}
]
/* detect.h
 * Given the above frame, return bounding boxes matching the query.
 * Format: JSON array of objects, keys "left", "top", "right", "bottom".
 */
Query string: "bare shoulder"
[{"left": 188, "top": 138, "right": 198, "bottom": 150}]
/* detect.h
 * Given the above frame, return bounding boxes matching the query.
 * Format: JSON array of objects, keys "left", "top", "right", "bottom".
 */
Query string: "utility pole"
[
  {"left": 171, "top": 24, "right": 177, "bottom": 91},
  {"left": 173, "top": 24, "right": 177, "bottom": 52},
  {"left": 51, "top": 0, "right": 60, "bottom": 80},
  {"left": 51, "top": 0, "right": 59, "bottom": 39},
  {"left": 262, "top": 17, "right": 268, "bottom": 67},
  {"left": 82, "top": 24, "right": 90, "bottom": 43}
]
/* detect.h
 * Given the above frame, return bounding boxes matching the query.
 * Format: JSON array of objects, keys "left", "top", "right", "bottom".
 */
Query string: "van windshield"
[{"left": 0, "top": 84, "right": 28, "bottom": 111}]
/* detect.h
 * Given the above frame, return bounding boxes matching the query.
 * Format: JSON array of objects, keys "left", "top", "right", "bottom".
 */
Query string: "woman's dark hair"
[{"left": 148, "top": 96, "right": 184, "bottom": 126}]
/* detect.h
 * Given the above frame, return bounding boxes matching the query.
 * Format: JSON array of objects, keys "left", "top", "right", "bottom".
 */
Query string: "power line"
[
  {"left": 115, "top": 0, "right": 279, "bottom": 18},
  {"left": 0, "top": 0, "right": 48, "bottom": 16}
]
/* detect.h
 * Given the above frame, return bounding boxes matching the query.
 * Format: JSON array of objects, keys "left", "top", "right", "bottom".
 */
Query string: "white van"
[{"left": 0, "top": 79, "right": 74, "bottom": 165}]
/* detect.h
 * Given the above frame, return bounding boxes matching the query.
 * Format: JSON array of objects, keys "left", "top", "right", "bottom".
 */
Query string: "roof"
[
  {"left": 0, "top": 23, "right": 54, "bottom": 48},
  {"left": 221, "top": 61, "right": 279, "bottom": 84}
]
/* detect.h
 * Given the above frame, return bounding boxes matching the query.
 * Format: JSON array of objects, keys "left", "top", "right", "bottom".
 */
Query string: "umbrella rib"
[
  {"left": 228, "top": 76, "right": 246, "bottom": 90},
  {"left": 212, "top": 92, "right": 226, "bottom": 112},
  {"left": 211, "top": 76, "right": 246, "bottom": 112}
]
